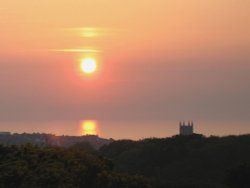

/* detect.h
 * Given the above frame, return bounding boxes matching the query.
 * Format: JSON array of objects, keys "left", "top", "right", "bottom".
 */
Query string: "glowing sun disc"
[{"left": 81, "top": 58, "right": 97, "bottom": 74}]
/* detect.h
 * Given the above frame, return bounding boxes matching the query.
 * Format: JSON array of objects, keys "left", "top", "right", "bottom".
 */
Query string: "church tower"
[{"left": 179, "top": 121, "right": 194, "bottom": 135}]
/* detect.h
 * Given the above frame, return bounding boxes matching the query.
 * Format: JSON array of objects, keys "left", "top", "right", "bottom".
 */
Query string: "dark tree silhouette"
[
  {"left": 226, "top": 163, "right": 250, "bottom": 188},
  {"left": 0, "top": 144, "right": 152, "bottom": 188}
]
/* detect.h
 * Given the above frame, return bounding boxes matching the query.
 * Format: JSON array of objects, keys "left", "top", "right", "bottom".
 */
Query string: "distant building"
[
  {"left": 0, "top": 132, "right": 112, "bottom": 149},
  {"left": 179, "top": 121, "right": 194, "bottom": 135},
  {"left": 0, "top": 132, "right": 11, "bottom": 135}
]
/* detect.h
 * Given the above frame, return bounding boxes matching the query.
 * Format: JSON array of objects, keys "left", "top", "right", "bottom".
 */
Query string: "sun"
[{"left": 80, "top": 58, "right": 97, "bottom": 74}]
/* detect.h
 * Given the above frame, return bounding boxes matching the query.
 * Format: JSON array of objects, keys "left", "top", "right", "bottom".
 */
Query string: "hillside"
[
  {"left": 0, "top": 144, "right": 151, "bottom": 188},
  {"left": 1, "top": 134, "right": 250, "bottom": 187},
  {"left": 99, "top": 134, "right": 250, "bottom": 188}
]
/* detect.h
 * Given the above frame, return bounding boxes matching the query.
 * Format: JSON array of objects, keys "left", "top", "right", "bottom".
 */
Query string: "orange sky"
[
  {"left": 1, "top": 0, "right": 249, "bottom": 55},
  {"left": 0, "top": 0, "right": 250, "bottom": 138}
]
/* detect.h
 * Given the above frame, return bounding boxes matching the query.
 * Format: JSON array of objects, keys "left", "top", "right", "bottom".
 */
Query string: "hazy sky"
[{"left": 0, "top": 0, "right": 250, "bottom": 138}]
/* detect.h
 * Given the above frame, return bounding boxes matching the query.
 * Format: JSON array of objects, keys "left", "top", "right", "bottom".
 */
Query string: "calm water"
[{"left": 0, "top": 120, "right": 250, "bottom": 140}]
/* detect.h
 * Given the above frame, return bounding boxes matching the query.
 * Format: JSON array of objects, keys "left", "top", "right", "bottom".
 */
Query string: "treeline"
[
  {"left": 99, "top": 134, "right": 250, "bottom": 188},
  {"left": 0, "top": 144, "right": 151, "bottom": 188},
  {"left": 1, "top": 135, "right": 250, "bottom": 188}
]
